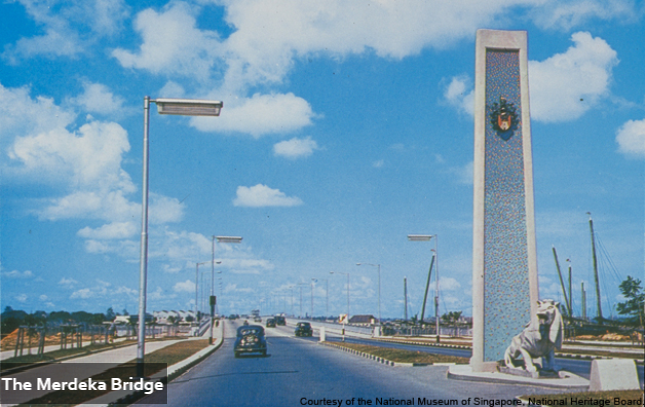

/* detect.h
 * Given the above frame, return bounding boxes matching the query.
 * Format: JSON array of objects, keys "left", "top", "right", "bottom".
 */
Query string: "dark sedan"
[
  {"left": 234, "top": 325, "right": 267, "bottom": 357},
  {"left": 294, "top": 322, "right": 313, "bottom": 337},
  {"left": 266, "top": 318, "right": 276, "bottom": 327}
]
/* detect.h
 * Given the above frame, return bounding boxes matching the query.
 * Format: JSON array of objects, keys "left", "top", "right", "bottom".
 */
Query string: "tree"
[
  {"left": 106, "top": 307, "right": 116, "bottom": 321},
  {"left": 616, "top": 276, "right": 645, "bottom": 327},
  {"left": 441, "top": 311, "right": 463, "bottom": 325}
]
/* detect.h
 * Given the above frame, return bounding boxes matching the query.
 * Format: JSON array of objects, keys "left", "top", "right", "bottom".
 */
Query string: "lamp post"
[
  {"left": 297, "top": 283, "right": 306, "bottom": 318},
  {"left": 210, "top": 236, "right": 242, "bottom": 344},
  {"left": 329, "top": 271, "right": 350, "bottom": 318},
  {"left": 408, "top": 234, "right": 440, "bottom": 343},
  {"left": 356, "top": 263, "right": 381, "bottom": 326},
  {"left": 138, "top": 96, "right": 222, "bottom": 376},
  {"left": 310, "top": 279, "right": 317, "bottom": 319},
  {"left": 195, "top": 261, "right": 211, "bottom": 324}
]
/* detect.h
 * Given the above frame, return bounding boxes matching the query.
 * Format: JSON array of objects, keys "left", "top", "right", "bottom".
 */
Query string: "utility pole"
[
  {"left": 588, "top": 214, "right": 603, "bottom": 322},
  {"left": 404, "top": 277, "right": 408, "bottom": 321}
]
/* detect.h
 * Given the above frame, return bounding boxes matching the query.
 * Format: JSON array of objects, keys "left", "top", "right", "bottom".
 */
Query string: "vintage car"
[
  {"left": 274, "top": 315, "right": 286, "bottom": 326},
  {"left": 294, "top": 322, "right": 313, "bottom": 337},
  {"left": 265, "top": 318, "right": 276, "bottom": 327},
  {"left": 234, "top": 325, "right": 267, "bottom": 357}
]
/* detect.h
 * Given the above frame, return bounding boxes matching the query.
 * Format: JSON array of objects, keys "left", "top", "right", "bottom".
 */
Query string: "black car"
[
  {"left": 294, "top": 322, "right": 313, "bottom": 337},
  {"left": 234, "top": 325, "right": 267, "bottom": 357},
  {"left": 274, "top": 315, "right": 286, "bottom": 326},
  {"left": 266, "top": 318, "right": 276, "bottom": 327}
]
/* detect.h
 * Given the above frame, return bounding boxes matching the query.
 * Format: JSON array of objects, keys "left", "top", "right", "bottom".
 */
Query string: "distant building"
[
  {"left": 152, "top": 310, "right": 196, "bottom": 325},
  {"left": 348, "top": 315, "right": 376, "bottom": 325}
]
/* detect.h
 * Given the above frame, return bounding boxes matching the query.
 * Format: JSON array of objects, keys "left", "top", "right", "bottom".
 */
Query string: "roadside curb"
[
  {"left": 86, "top": 336, "right": 224, "bottom": 406},
  {"left": 320, "top": 341, "right": 456, "bottom": 368}
]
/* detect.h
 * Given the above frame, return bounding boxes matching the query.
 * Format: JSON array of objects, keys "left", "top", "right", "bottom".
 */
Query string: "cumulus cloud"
[
  {"left": 273, "top": 137, "right": 319, "bottom": 159},
  {"left": 112, "top": 2, "right": 220, "bottom": 82},
  {"left": 529, "top": 32, "right": 618, "bottom": 122},
  {"left": 70, "top": 288, "right": 92, "bottom": 299},
  {"left": 616, "top": 119, "right": 645, "bottom": 158},
  {"left": 3, "top": 0, "right": 128, "bottom": 62},
  {"left": 233, "top": 184, "right": 303, "bottom": 207},
  {"left": 111, "top": 1, "right": 637, "bottom": 136},
  {"left": 77, "top": 221, "right": 138, "bottom": 240},
  {"left": 59, "top": 277, "right": 78, "bottom": 286},
  {"left": 173, "top": 280, "right": 196, "bottom": 293},
  {"left": 191, "top": 93, "right": 314, "bottom": 138},
  {"left": 529, "top": 0, "right": 638, "bottom": 31},
  {"left": 70, "top": 81, "right": 126, "bottom": 115},
  {"left": 439, "top": 277, "right": 462, "bottom": 291},
  {"left": 443, "top": 75, "right": 474, "bottom": 116},
  {"left": 1, "top": 269, "right": 33, "bottom": 278}
]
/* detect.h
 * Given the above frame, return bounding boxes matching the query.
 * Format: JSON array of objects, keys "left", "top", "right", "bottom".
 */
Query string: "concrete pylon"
[{"left": 471, "top": 29, "right": 539, "bottom": 372}]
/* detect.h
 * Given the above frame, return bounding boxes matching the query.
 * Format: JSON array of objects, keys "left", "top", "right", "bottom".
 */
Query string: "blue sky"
[{"left": 1, "top": 0, "right": 643, "bottom": 320}]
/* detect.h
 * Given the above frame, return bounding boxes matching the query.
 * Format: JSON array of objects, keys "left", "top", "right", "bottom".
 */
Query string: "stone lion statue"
[{"left": 503, "top": 299, "right": 563, "bottom": 373}]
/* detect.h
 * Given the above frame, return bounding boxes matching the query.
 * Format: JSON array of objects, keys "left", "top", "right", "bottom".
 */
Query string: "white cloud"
[
  {"left": 78, "top": 221, "right": 138, "bottom": 240},
  {"left": 112, "top": 2, "right": 220, "bottom": 82},
  {"left": 2, "top": 0, "right": 128, "bottom": 62},
  {"left": 70, "top": 288, "right": 92, "bottom": 299},
  {"left": 443, "top": 75, "right": 474, "bottom": 116},
  {"left": 439, "top": 277, "right": 462, "bottom": 291},
  {"left": 112, "top": 1, "right": 636, "bottom": 137},
  {"left": 173, "top": 280, "right": 196, "bottom": 293},
  {"left": 70, "top": 81, "right": 125, "bottom": 115},
  {"left": 59, "top": 277, "right": 78, "bottom": 286},
  {"left": 1, "top": 269, "right": 33, "bottom": 278},
  {"left": 529, "top": 32, "right": 618, "bottom": 122},
  {"left": 529, "top": 0, "right": 637, "bottom": 31},
  {"left": 372, "top": 160, "right": 384, "bottom": 168},
  {"left": 16, "top": 294, "right": 28, "bottom": 303},
  {"left": 233, "top": 184, "right": 303, "bottom": 207},
  {"left": 191, "top": 92, "right": 314, "bottom": 138},
  {"left": 273, "top": 137, "right": 319, "bottom": 159},
  {"left": 616, "top": 119, "right": 645, "bottom": 158},
  {"left": 8, "top": 120, "right": 132, "bottom": 190},
  {"left": 0, "top": 84, "right": 75, "bottom": 150}
]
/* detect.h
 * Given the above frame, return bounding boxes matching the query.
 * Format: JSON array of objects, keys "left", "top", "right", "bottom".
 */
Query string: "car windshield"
[
  {"left": 298, "top": 323, "right": 310, "bottom": 327},
  {"left": 237, "top": 326, "right": 263, "bottom": 337}
]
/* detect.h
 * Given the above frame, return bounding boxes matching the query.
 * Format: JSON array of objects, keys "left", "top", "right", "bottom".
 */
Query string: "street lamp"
[
  {"left": 195, "top": 261, "right": 211, "bottom": 323},
  {"left": 407, "top": 234, "right": 440, "bottom": 343},
  {"left": 311, "top": 279, "right": 317, "bottom": 319},
  {"left": 356, "top": 263, "right": 381, "bottom": 326},
  {"left": 138, "top": 96, "right": 223, "bottom": 375},
  {"left": 211, "top": 236, "right": 242, "bottom": 344},
  {"left": 329, "top": 271, "right": 350, "bottom": 318}
]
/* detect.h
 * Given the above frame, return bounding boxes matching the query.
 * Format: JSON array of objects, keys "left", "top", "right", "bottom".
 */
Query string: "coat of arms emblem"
[{"left": 489, "top": 97, "right": 518, "bottom": 140}]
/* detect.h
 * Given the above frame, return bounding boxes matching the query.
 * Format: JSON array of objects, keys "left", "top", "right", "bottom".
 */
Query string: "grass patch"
[
  {"left": 18, "top": 339, "right": 211, "bottom": 406},
  {"left": 139, "top": 339, "right": 209, "bottom": 366},
  {"left": 326, "top": 342, "right": 469, "bottom": 364},
  {"left": 520, "top": 390, "right": 643, "bottom": 405}
]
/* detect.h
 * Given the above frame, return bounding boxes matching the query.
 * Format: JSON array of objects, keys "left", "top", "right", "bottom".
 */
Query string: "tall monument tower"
[{"left": 471, "top": 29, "right": 539, "bottom": 372}]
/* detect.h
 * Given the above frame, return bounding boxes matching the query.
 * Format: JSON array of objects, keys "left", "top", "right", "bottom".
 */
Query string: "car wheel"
[
  {"left": 234, "top": 352, "right": 240, "bottom": 358},
  {"left": 262, "top": 350, "right": 267, "bottom": 356}
]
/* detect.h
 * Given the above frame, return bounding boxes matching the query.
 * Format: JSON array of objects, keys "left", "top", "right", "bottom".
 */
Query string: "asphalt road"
[{"left": 137, "top": 321, "right": 589, "bottom": 407}]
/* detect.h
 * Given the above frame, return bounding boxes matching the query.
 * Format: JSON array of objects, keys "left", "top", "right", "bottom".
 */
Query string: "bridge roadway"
[{"left": 137, "top": 320, "right": 584, "bottom": 407}]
